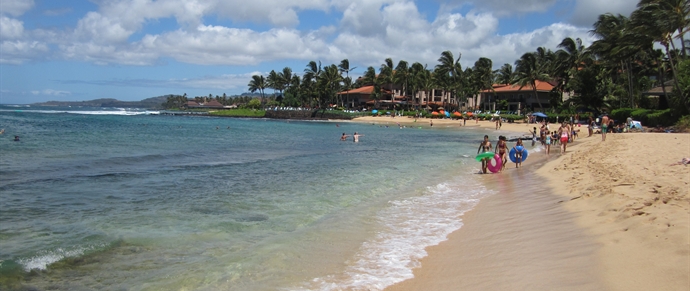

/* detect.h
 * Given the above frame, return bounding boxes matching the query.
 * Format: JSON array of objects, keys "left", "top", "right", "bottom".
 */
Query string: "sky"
[{"left": 0, "top": 0, "right": 639, "bottom": 104}]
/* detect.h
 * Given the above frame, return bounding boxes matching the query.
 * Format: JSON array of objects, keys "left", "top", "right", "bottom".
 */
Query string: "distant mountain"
[{"left": 34, "top": 95, "right": 170, "bottom": 109}]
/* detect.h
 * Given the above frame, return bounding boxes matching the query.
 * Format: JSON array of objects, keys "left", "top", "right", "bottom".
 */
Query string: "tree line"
[{"left": 248, "top": 0, "right": 689, "bottom": 120}]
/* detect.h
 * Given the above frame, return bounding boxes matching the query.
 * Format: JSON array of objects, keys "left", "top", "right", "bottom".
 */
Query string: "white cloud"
[
  {"left": 0, "top": 0, "right": 34, "bottom": 16},
  {"left": 0, "top": 16, "right": 24, "bottom": 39},
  {"left": 31, "top": 89, "right": 71, "bottom": 96},
  {"left": 1, "top": 0, "right": 607, "bottom": 70},
  {"left": 441, "top": 0, "right": 558, "bottom": 16},
  {"left": 0, "top": 40, "right": 49, "bottom": 64},
  {"left": 569, "top": 0, "right": 638, "bottom": 27}
]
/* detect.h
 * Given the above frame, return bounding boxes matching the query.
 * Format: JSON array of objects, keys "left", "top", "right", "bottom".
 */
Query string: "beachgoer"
[
  {"left": 341, "top": 133, "right": 349, "bottom": 141},
  {"left": 601, "top": 114, "right": 609, "bottom": 141},
  {"left": 430, "top": 120, "right": 434, "bottom": 127},
  {"left": 588, "top": 117, "right": 594, "bottom": 137},
  {"left": 529, "top": 127, "right": 537, "bottom": 146},
  {"left": 495, "top": 118, "right": 499, "bottom": 130},
  {"left": 514, "top": 139, "right": 524, "bottom": 168},
  {"left": 558, "top": 123, "right": 569, "bottom": 154},
  {"left": 495, "top": 136, "right": 508, "bottom": 171},
  {"left": 463, "top": 117, "right": 466, "bottom": 126},
  {"left": 545, "top": 132, "right": 551, "bottom": 155},
  {"left": 14, "top": 135, "right": 19, "bottom": 141},
  {"left": 353, "top": 132, "right": 363, "bottom": 142},
  {"left": 477, "top": 135, "right": 493, "bottom": 174}
]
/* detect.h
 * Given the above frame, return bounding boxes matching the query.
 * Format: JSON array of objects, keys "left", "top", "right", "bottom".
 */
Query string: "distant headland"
[{"left": 33, "top": 95, "right": 170, "bottom": 109}]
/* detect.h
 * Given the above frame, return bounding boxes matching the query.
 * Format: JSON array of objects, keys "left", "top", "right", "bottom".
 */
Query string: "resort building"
[{"left": 479, "top": 81, "right": 557, "bottom": 113}]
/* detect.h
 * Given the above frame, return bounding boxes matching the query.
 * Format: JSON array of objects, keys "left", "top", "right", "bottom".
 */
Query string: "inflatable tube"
[
  {"left": 487, "top": 154, "right": 502, "bottom": 173},
  {"left": 475, "top": 151, "right": 495, "bottom": 162},
  {"left": 509, "top": 147, "right": 529, "bottom": 163}
]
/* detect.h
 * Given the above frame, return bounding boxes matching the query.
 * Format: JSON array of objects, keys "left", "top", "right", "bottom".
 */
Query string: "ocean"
[{"left": 1, "top": 105, "right": 501, "bottom": 291}]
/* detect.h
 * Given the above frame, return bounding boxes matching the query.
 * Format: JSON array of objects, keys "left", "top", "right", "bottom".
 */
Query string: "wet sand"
[{"left": 385, "top": 152, "right": 607, "bottom": 290}]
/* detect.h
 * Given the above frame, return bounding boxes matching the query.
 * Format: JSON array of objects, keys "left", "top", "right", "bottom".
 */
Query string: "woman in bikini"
[{"left": 495, "top": 136, "right": 508, "bottom": 171}]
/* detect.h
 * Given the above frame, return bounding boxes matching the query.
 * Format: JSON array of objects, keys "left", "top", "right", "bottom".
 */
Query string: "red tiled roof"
[
  {"left": 186, "top": 101, "right": 200, "bottom": 106},
  {"left": 481, "top": 81, "right": 554, "bottom": 93},
  {"left": 337, "top": 85, "right": 391, "bottom": 95},
  {"left": 204, "top": 100, "right": 224, "bottom": 107}
]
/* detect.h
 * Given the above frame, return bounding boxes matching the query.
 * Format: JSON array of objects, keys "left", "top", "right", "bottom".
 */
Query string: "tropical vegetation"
[{"left": 164, "top": 0, "right": 688, "bottom": 127}]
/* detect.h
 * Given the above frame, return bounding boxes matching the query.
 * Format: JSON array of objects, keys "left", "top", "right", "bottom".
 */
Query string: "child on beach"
[
  {"left": 558, "top": 123, "right": 570, "bottom": 154},
  {"left": 513, "top": 139, "right": 525, "bottom": 168},
  {"left": 545, "top": 132, "right": 551, "bottom": 155}
]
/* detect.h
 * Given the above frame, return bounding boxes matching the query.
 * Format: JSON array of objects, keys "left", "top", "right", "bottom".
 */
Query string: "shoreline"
[{"left": 367, "top": 117, "right": 690, "bottom": 290}]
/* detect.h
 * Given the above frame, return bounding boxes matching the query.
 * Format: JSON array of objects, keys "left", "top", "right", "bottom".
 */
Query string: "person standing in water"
[
  {"left": 495, "top": 136, "right": 508, "bottom": 172},
  {"left": 353, "top": 132, "right": 363, "bottom": 142},
  {"left": 513, "top": 138, "right": 525, "bottom": 168},
  {"left": 340, "top": 133, "right": 349, "bottom": 141},
  {"left": 477, "top": 135, "right": 493, "bottom": 174}
]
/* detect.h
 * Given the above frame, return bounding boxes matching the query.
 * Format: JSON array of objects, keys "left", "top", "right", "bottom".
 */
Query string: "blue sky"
[{"left": 0, "top": 0, "right": 638, "bottom": 104}]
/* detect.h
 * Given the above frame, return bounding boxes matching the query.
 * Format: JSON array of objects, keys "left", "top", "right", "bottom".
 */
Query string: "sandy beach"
[{"left": 350, "top": 116, "right": 689, "bottom": 291}]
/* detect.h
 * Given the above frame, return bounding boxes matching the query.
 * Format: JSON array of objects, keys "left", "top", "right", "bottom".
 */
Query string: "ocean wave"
[
  {"left": 15, "top": 243, "right": 106, "bottom": 272},
  {"left": 0, "top": 109, "right": 155, "bottom": 116},
  {"left": 293, "top": 177, "right": 493, "bottom": 291}
]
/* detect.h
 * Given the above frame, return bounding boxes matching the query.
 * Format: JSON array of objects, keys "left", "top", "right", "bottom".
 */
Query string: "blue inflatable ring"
[{"left": 509, "top": 147, "right": 528, "bottom": 163}]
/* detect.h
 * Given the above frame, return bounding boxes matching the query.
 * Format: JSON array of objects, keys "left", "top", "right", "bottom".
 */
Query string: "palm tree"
[
  {"left": 556, "top": 37, "right": 593, "bottom": 103},
  {"left": 320, "top": 64, "right": 342, "bottom": 108},
  {"left": 248, "top": 74, "right": 267, "bottom": 105},
  {"left": 362, "top": 66, "right": 383, "bottom": 108},
  {"left": 515, "top": 52, "right": 550, "bottom": 111},
  {"left": 632, "top": 0, "right": 689, "bottom": 107},
  {"left": 435, "top": 51, "right": 462, "bottom": 108},
  {"left": 380, "top": 58, "right": 395, "bottom": 103},
  {"left": 303, "top": 61, "right": 323, "bottom": 108},
  {"left": 394, "top": 60, "right": 410, "bottom": 100},
  {"left": 495, "top": 63, "right": 514, "bottom": 85},
  {"left": 338, "top": 59, "right": 356, "bottom": 108},
  {"left": 591, "top": 13, "right": 644, "bottom": 108},
  {"left": 473, "top": 57, "right": 494, "bottom": 110}
]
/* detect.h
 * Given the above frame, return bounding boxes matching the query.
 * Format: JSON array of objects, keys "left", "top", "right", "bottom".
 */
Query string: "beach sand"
[{"left": 353, "top": 116, "right": 690, "bottom": 291}]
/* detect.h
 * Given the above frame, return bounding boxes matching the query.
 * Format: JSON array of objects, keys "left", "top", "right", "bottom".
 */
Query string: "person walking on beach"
[
  {"left": 558, "top": 123, "right": 570, "bottom": 154},
  {"left": 601, "top": 114, "right": 609, "bottom": 141},
  {"left": 477, "top": 135, "right": 493, "bottom": 174},
  {"left": 513, "top": 138, "right": 525, "bottom": 168},
  {"left": 353, "top": 132, "right": 363, "bottom": 142},
  {"left": 495, "top": 136, "right": 508, "bottom": 172}
]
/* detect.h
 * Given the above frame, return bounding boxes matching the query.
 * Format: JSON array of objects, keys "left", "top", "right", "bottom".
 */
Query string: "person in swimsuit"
[
  {"left": 545, "top": 131, "right": 551, "bottom": 155},
  {"left": 341, "top": 133, "right": 349, "bottom": 141},
  {"left": 558, "top": 123, "right": 569, "bottom": 154},
  {"left": 353, "top": 132, "right": 363, "bottom": 142},
  {"left": 477, "top": 135, "right": 493, "bottom": 174},
  {"left": 495, "top": 136, "right": 508, "bottom": 171},
  {"left": 513, "top": 138, "right": 524, "bottom": 168},
  {"left": 601, "top": 114, "right": 609, "bottom": 141}
]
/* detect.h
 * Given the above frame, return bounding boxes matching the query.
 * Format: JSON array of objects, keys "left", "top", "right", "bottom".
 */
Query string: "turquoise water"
[{"left": 1, "top": 106, "right": 497, "bottom": 291}]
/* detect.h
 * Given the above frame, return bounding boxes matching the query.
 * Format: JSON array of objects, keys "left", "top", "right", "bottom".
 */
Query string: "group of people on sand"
[
  {"left": 476, "top": 134, "right": 525, "bottom": 174},
  {"left": 340, "top": 132, "right": 364, "bottom": 142}
]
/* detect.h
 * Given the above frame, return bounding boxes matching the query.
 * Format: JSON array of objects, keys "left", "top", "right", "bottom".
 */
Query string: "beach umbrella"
[
  {"left": 431, "top": 111, "right": 439, "bottom": 115},
  {"left": 531, "top": 112, "right": 547, "bottom": 118},
  {"left": 465, "top": 112, "right": 473, "bottom": 116},
  {"left": 453, "top": 112, "right": 462, "bottom": 117}
]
